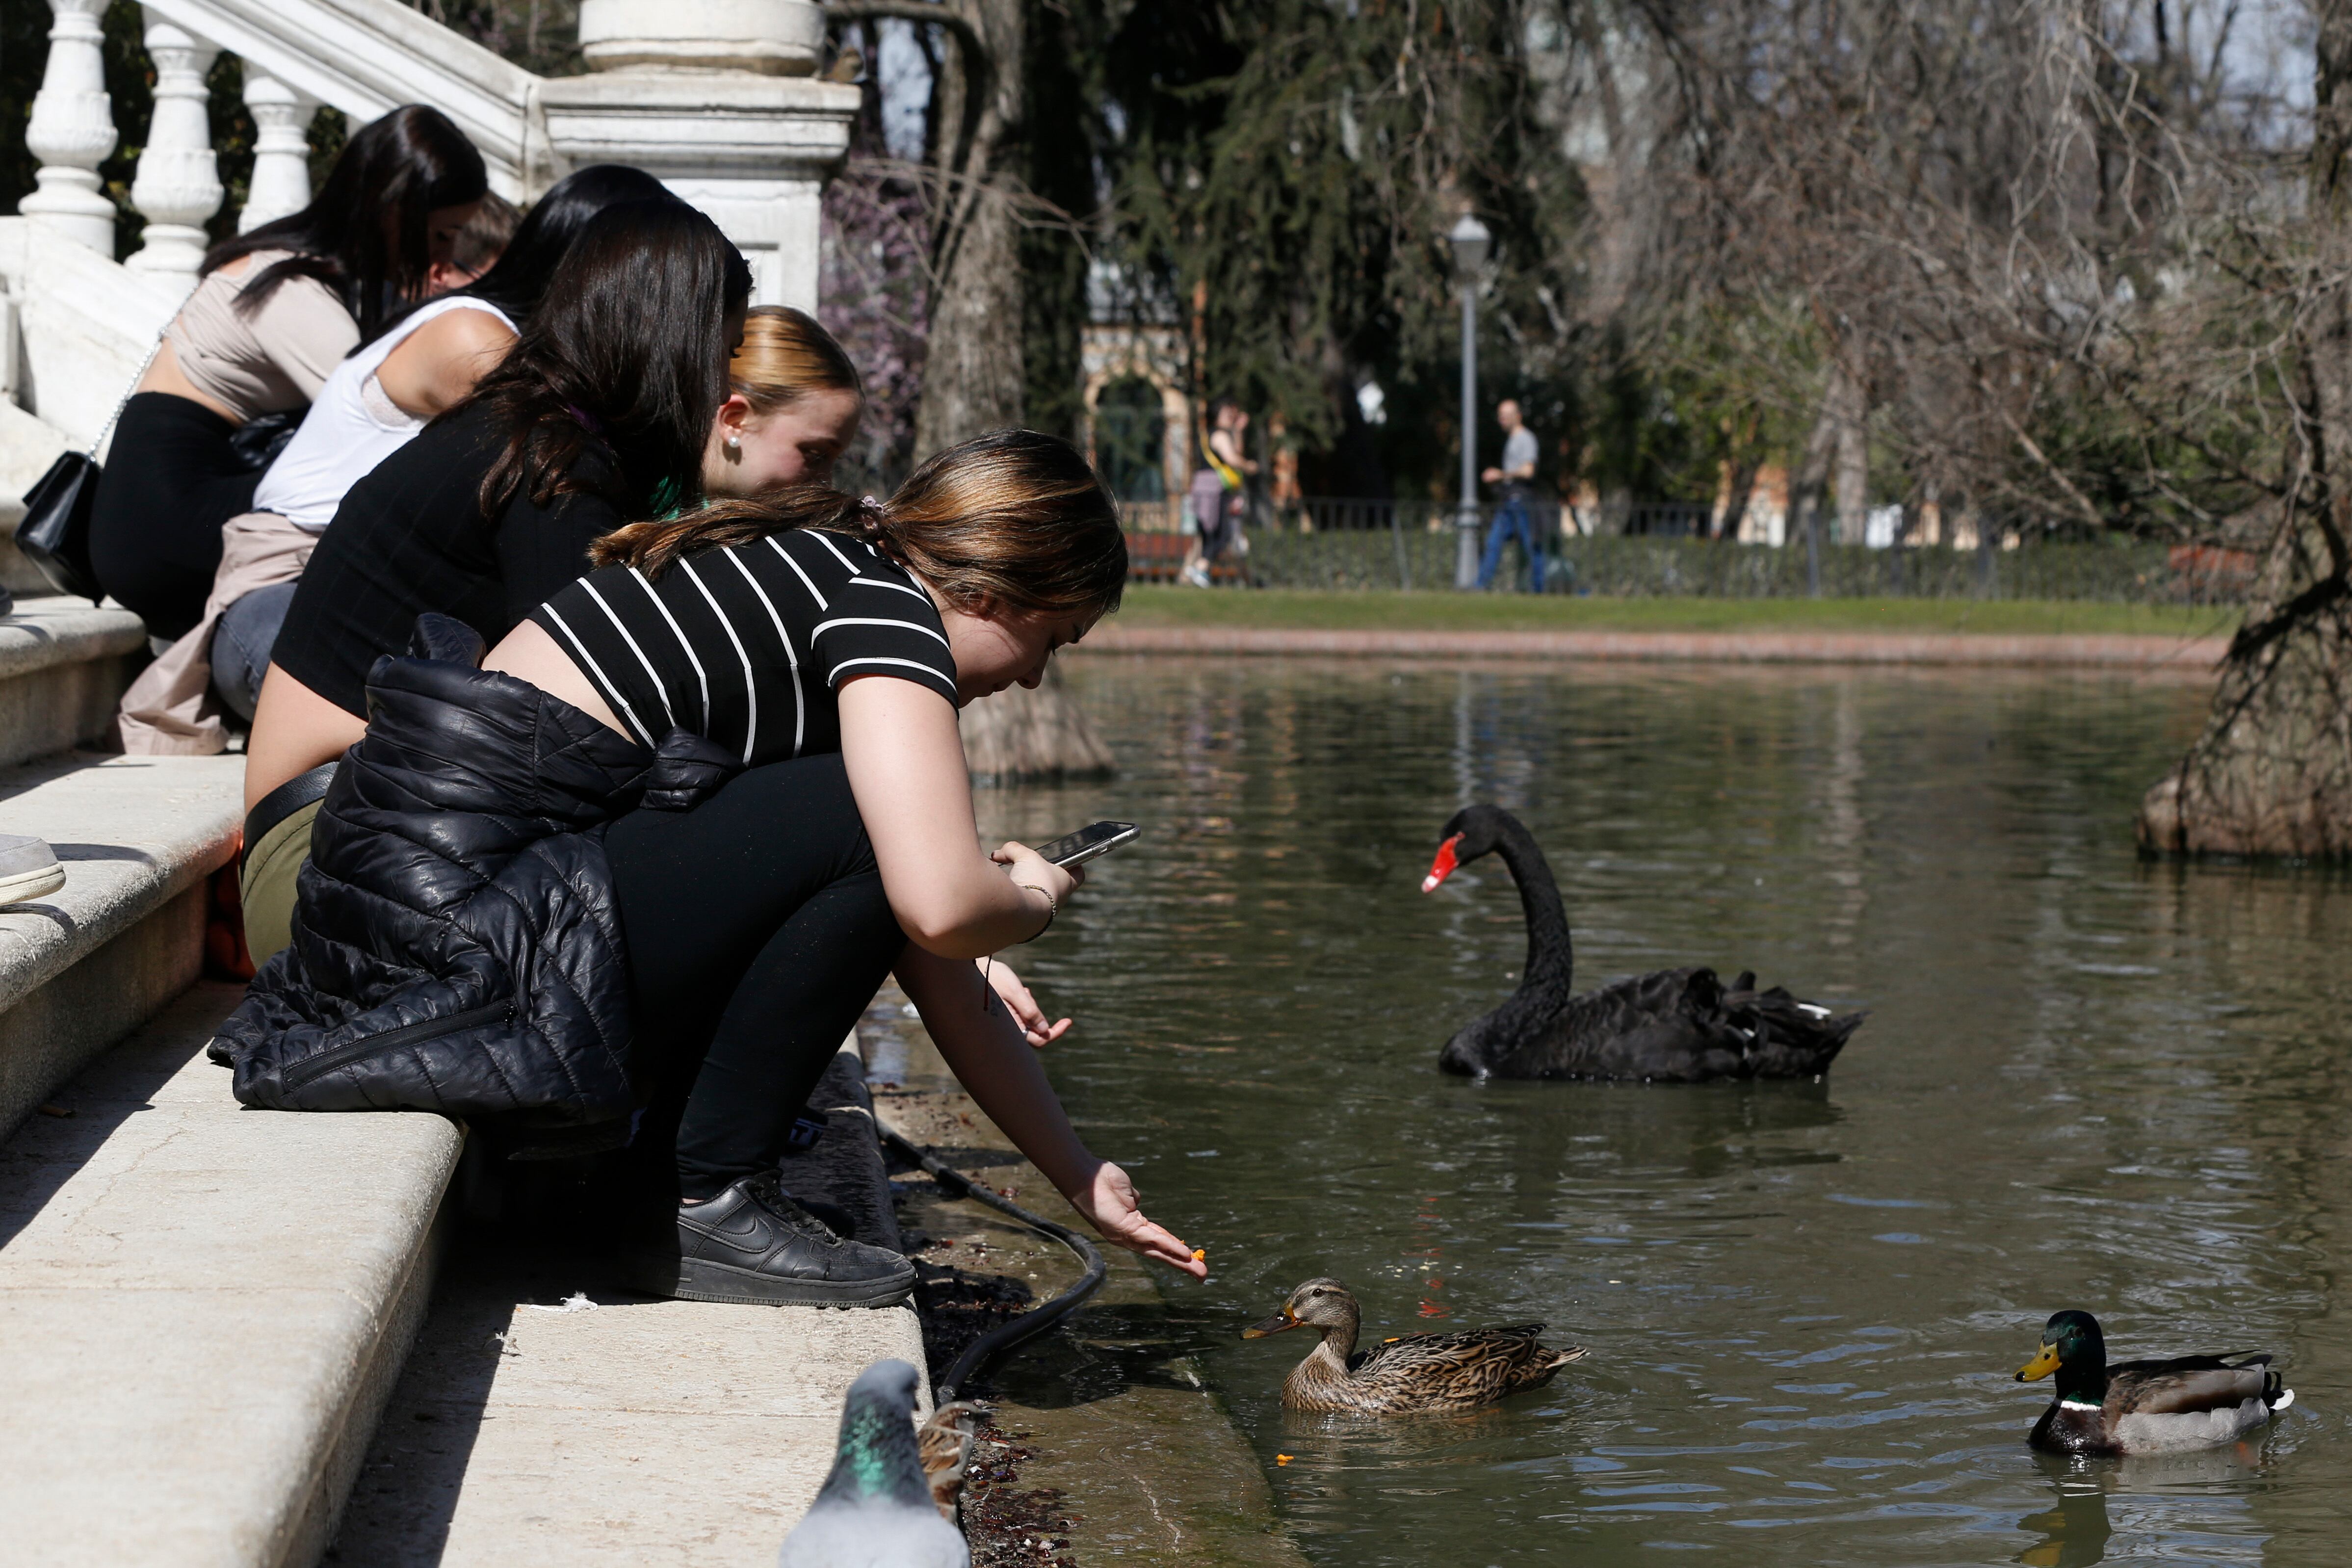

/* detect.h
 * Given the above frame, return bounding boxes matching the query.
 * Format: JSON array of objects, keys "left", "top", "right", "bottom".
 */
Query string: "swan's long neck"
[{"left": 1490, "top": 817, "right": 1575, "bottom": 1002}]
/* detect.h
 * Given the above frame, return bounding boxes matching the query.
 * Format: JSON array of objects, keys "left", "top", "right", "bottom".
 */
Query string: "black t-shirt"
[
  {"left": 529, "top": 528, "right": 959, "bottom": 764},
  {"left": 272, "top": 401, "right": 625, "bottom": 716}
]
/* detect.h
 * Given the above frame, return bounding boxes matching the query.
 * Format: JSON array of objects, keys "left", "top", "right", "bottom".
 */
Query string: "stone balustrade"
[{"left": 16, "top": 0, "right": 856, "bottom": 302}]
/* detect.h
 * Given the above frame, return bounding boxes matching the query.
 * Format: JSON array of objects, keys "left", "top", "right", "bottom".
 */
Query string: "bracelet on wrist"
[{"left": 1013, "top": 882, "right": 1056, "bottom": 941}]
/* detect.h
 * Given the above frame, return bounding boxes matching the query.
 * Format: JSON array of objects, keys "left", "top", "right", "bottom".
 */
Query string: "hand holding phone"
[{"left": 1035, "top": 820, "right": 1139, "bottom": 869}]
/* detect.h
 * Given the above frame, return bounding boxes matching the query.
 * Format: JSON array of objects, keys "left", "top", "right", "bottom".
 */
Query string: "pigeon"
[{"left": 780, "top": 1359, "right": 970, "bottom": 1568}]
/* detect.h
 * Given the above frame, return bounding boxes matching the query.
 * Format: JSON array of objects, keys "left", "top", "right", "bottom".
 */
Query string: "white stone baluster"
[
  {"left": 125, "top": 13, "right": 224, "bottom": 279},
  {"left": 22, "top": 0, "right": 120, "bottom": 255},
  {"left": 238, "top": 72, "right": 314, "bottom": 233}
]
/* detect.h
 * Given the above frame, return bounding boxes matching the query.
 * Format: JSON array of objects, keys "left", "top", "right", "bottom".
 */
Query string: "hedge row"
[{"left": 1225, "top": 530, "right": 2247, "bottom": 603}]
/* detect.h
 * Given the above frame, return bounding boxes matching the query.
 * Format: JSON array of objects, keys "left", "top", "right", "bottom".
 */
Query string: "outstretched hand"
[
  {"left": 1066, "top": 1160, "right": 1207, "bottom": 1279},
  {"left": 978, "top": 958, "right": 1071, "bottom": 1047}
]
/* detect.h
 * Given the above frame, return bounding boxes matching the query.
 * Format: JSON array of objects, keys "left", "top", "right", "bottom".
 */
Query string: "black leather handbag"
[
  {"left": 15, "top": 331, "right": 166, "bottom": 604},
  {"left": 14, "top": 336, "right": 304, "bottom": 603},
  {"left": 15, "top": 449, "right": 105, "bottom": 602}
]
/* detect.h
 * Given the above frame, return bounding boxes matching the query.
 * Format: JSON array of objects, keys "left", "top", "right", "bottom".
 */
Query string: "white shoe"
[{"left": 0, "top": 835, "right": 64, "bottom": 905}]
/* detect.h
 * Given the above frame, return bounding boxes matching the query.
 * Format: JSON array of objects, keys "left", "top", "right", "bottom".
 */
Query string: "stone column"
[
  {"left": 125, "top": 14, "right": 224, "bottom": 279},
  {"left": 21, "top": 0, "right": 120, "bottom": 256},
  {"left": 239, "top": 72, "right": 314, "bottom": 233},
  {"left": 576, "top": 0, "right": 825, "bottom": 73},
  {"left": 550, "top": 0, "right": 851, "bottom": 308}
]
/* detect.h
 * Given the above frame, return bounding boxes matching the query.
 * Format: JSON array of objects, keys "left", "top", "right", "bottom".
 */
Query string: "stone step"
[
  {"left": 0, "top": 598, "right": 148, "bottom": 770},
  {"left": 332, "top": 1033, "right": 930, "bottom": 1566},
  {"left": 0, "top": 750, "right": 243, "bottom": 1139},
  {"left": 0, "top": 981, "right": 463, "bottom": 1568}
]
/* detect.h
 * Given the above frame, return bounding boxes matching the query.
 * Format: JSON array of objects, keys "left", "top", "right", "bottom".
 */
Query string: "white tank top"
[{"left": 253, "top": 294, "right": 518, "bottom": 534}]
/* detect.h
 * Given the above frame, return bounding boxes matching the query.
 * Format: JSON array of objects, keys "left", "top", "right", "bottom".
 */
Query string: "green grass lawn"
[{"left": 1109, "top": 587, "right": 2240, "bottom": 639}]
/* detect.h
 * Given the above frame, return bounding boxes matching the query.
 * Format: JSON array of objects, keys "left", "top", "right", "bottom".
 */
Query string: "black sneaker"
[{"left": 627, "top": 1170, "right": 915, "bottom": 1307}]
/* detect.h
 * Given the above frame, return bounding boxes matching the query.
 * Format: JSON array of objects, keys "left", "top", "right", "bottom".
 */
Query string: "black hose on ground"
[{"left": 878, "top": 1123, "right": 1108, "bottom": 1403}]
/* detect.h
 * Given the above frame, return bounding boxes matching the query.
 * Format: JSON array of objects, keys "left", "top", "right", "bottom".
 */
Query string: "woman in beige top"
[{"left": 87, "top": 105, "right": 488, "bottom": 640}]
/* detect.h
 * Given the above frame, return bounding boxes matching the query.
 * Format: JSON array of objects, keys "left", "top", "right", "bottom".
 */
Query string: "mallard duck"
[
  {"left": 1422, "top": 806, "right": 1865, "bottom": 1081},
  {"left": 2014, "top": 1309, "right": 2293, "bottom": 1457},
  {"left": 1242, "top": 1277, "right": 1585, "bottom": 1415}
]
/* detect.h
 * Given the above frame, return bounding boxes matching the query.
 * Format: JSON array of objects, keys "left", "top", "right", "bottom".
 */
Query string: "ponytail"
[
  {"left": 591, "top": 429, "right": 1126, "bottom": 618},
  {"left": 591, "top": 489, "right": 863, "bottom": 575}
]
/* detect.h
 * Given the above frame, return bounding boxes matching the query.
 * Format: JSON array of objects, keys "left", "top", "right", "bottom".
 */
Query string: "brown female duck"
[{"left": 1242, "top": 1278, "right": 1585, "bottom": 1415}]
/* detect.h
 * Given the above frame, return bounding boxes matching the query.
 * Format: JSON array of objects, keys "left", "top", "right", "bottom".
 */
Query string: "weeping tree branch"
[{"left": 823, "top": 0, "right": 1003, "bottom": 283}]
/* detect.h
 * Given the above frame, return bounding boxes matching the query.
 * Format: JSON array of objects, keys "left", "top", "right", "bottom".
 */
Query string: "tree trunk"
[
  {"left": 2136, "top": 0, "right": 2352, "bottom": 858},
  {"left": 1829, "top": 363, "right": 1869, "bottom": 546},
  {"left": 2135, "top": 586, "right": 2352, "bottom": 858},
  {"left": 1788, "top": 387, "right": 1840, "bottom": 592},
  {"left": 911, "top": 0, "right": 1027, "bottom": 459},
  {"left": 1716, "top": 455, "right": 1759, "bottom": 540},
  {"left": 957, "top": 659, "right": 1118, "bottom": 783},
  {"left": 908, "top": 0, "right": 1113, "bottom": 784}
]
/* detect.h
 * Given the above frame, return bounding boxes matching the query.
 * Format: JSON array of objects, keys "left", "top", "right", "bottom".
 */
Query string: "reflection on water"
[
  {"left": 2018, "top": 1448, "right": 2272, "bottom": 1566},
  {"left": 977, "top": 658, "right": 2350, "bottom": 1566},
  {"left": 2018, "top": 1485, "right": 2114, "bottom": 1568}
]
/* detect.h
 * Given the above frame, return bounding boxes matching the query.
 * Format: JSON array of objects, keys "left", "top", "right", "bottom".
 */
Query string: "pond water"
[{"left": 974, "top": 655, "right": 2352, "bottom": 1567}]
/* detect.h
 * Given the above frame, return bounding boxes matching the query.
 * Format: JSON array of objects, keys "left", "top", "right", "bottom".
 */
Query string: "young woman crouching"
[{"left": 211, "top": 430, "right": 1201, "bottom": 1306}]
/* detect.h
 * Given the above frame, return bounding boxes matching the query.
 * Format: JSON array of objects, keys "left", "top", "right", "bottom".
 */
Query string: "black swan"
[{"left": 1420, "top": 805, "right": 1865, "bottom": 1081}]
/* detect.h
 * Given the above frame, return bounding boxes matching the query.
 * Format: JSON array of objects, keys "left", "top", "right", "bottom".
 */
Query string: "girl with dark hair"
[
  {"left": 115, "top": 166, "right": 668, "bottom": 757},
  {"left": 261, "top": 164, "right": 675, "bottom": 531},
  {"left": 88, "top": 105, "right": 489, "bottom": 639},
  {"left": 367, "top": 163, "right": 674, "bottom": 350},
  {"left": 216, "top": 428, "right": 1206, "bottom": 1311},
  {"left": 234, "top": 199, "right": 752, "bottom": 960}
]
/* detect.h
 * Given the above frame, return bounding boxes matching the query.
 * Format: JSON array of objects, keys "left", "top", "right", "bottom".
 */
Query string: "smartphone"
[{"left": 1036, "top": 820, "right": 1139, "bottom": 869}]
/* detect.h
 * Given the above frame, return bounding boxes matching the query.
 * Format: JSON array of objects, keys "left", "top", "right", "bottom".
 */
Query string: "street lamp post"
[{"left": 1449, "top": 214, "right": 1491, "bottom": 589}]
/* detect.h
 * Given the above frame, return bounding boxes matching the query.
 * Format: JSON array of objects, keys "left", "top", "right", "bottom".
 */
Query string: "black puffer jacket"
[{"left": 210, "top": 615, "right": 736, "bottom": 1139}]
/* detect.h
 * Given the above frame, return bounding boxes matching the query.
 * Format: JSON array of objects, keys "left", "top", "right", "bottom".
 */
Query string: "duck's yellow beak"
[
  {"left": 2015, "top": 1343, "right": 2062, "bottom": 1382},
  {"left": 1242, "top": 1308, "right": 1301, "bottom": 1339}
]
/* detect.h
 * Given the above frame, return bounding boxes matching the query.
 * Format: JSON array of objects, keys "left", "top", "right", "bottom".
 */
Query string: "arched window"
[{"left": 1094, "top": 375, "right": 1167, "bottom": 502}]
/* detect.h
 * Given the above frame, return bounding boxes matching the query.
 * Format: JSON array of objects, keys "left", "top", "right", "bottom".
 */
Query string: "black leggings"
[
  {"left": 605, "top": 752, "right": 908, "bottom": 1202},
  {"left": 89, "top": 393, "right": 262, "bottom": 639}
]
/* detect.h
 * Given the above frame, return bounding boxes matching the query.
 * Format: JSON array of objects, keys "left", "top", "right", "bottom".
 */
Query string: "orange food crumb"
[
  {"left": 1276, "top": 1454, "right": 1294, "bottom": 1465},
  {"left": 1191, "top": 1248, "right": 1207, "bottom": 1261}
]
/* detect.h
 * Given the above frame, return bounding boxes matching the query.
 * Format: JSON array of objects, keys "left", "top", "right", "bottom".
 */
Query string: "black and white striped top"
[{"left": 528, "top": 528, "right": 959, "bottom": 763}]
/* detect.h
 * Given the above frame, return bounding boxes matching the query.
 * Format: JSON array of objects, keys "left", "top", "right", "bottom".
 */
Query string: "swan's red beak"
[{"left": 1422, "top": 834, "right": 1463, "bottom": 893}]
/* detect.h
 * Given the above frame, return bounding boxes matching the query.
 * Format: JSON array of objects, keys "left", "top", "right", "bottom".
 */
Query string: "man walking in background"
[{"left": 1477, "top": 398, "right": 1545, "bottom": 591}]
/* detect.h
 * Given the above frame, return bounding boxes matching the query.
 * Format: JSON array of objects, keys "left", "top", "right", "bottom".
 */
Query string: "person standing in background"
[
  {"left": 1268, "top": 410, "right": 1302, "bottom": 529},
  {"left": 1477, "top": 397, "right": 1544, "bottom": 592},
  {"left": 1181, "top": 396, "right": 1257, "bottom": 586}
]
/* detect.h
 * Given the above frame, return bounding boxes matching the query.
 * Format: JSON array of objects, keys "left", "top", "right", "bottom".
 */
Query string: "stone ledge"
[
  {"left": 0, "top": 598, "right": 146, "bottom": 685},
  {"left": 0, "top": 600, "right": 149, "bottom": 769},
  {"left": 0, "top": 982, "right": 465, "bottom": 1568},
  {"left": 332, "top": 1032, "right": 932, "bottom": 1565},
  {"left": 1079, "top": 623, "right": 2235, "bottom": 670},
  {"left": 0, "top": 753, "right": 243, "bottom": 1133}
]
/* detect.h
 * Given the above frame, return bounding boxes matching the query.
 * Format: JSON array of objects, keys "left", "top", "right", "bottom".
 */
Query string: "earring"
[{"left": 724, "top": 436, "right": 742, "bottom": 457}]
